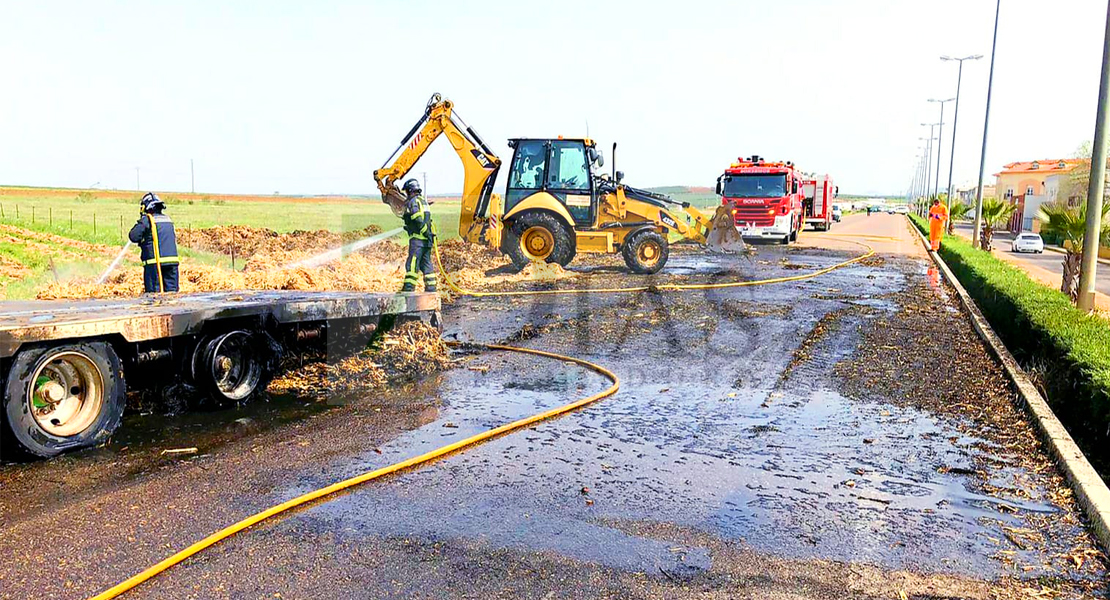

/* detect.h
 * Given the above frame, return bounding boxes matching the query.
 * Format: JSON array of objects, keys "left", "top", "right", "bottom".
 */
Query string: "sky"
[{"left": 0, "top": 0, "right": 1107, "bottom": 197}]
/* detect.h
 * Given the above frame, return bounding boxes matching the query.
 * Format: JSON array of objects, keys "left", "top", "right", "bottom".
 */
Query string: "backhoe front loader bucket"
[{"left": 703, "top": 205, "right": 746, "bottom": 253}]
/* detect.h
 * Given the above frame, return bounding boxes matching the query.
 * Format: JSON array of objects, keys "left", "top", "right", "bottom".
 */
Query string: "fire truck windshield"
[{"left": 721, "top": 174, "right": 787, "bottom": 198}]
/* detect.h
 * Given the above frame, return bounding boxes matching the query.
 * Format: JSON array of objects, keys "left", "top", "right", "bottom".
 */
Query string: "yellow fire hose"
[
  {"left": 148, "top": 214, "right": 165, "bottom": 293},
  {"left": 89, "top": 232, "right": 877, "bottom": 599},
  {"left": 87, "top": 343, "right": 619, "bottom": 600}
]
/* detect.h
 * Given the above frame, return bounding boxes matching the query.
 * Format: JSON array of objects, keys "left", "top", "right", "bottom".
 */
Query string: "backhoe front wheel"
[
  {"left": 503, "top": 212, "right": 575, "bottom": 271},
  {"left": 3, "top": 341, "right": 126, "bottom": 458},
  {"left": 622, "top": 229, "right": 669, "bottom": 274}
]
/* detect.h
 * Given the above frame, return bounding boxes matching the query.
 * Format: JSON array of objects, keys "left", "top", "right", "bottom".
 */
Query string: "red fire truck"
[
  {"left": 715, "top": 156, "right": 805, "bottom": 244},
  {"left": 801, "top": 176, "right": 838, "bottom": 231}
]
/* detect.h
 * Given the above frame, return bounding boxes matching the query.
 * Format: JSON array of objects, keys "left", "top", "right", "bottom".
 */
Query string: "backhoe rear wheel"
[
  {"left": 503, "top": 212, "right": 575, "bottom": 272},
  {"left": 622, "top": 229, "right": 669, "bottom": 274}
]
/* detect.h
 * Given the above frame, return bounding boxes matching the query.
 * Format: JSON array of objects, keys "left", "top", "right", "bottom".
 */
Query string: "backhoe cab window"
[
  {"left": 509, "top": 141, "right": 546, "bottom": 190},
  {"left": 547, "top": 141, "right": 590, "bottom": 191},
  {"left": 721, "top": 174, "right": 787, "bottom": 198}
]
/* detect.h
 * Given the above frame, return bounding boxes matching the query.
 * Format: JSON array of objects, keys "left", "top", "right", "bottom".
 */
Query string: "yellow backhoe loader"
[{"left": 374, "top": 93, "right": 743, "bottom": 274}]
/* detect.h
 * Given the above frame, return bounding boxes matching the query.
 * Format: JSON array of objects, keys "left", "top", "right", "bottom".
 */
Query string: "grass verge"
[{"left": 909, "top": 214, "right": 1110, "bottom": 471}]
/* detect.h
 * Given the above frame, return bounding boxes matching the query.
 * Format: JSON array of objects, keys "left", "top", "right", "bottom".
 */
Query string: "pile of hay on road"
[{"left": 267, "top": 321, "right": 452, "bottom": 400}]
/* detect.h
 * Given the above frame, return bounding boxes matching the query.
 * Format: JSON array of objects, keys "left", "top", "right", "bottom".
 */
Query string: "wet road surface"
[{"left": 1, "top": 215, "right": 1107, "bottom": 599}]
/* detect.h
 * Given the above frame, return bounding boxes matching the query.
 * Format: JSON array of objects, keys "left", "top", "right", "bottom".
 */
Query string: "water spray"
[{"left": 97, "top": 242, "right": 133, "bottom": 284}]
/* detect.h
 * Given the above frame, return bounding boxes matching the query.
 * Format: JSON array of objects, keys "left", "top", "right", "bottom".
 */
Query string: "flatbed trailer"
[{"left": 0, "top": 291, "right": 439, "bottom": 458}]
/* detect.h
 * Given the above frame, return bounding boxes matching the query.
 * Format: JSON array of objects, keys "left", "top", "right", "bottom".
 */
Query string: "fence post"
[
  {"left": 69, "top": 210, "right": 73, "bottom": 229},
  {"left": 119, "top": 215, "right": 123, "bottom": 240},
  {"left": 32, "top": 206, "right": 35, "bottom": 224},
  {"left": 49, "top": 207, "right": 52, "bottom": 227},
  {"left": 94, "top": 213, "right": 97, "bottom": 236}
]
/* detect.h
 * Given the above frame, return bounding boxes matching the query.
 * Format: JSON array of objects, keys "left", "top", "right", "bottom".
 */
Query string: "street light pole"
[
  {"left": 921, "top": 125, "right": 939, "bottom": 199},
  {"left": 1077, "top": 0, "right": 1110, "bottom": 311},
  {"left": 973, "top": 0, "right": 1002, "bottom": 249},
  {"left": 929, "top": 99, "right": 955, "bottom": 202},
  {"left": 941, "top": 55, "right": 983, "bottom": 213}
]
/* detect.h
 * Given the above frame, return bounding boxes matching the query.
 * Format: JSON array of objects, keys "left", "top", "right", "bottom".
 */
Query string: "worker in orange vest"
[{"left": 927, "top": 197, "right": 948, "bottom": 251}]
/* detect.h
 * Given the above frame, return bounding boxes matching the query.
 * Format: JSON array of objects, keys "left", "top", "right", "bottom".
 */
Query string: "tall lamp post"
[
  {"left": 921, "top": 125, "right": 940, "bottom": 199},
  {"left": 1078, "top": 1, "right": 1110, "bottom": 311},
  {"left": 973, "top": 0, "right": 1002, "bottom": 249},
  {"left": 928, "top": 98, "right": 956, "bottom": 204},
  {"left": 940, "top": 55, "right": 983, "bottom": 213}
]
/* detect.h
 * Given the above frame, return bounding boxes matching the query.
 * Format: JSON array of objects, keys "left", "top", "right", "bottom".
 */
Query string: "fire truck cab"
[{"left": 716, "top": 156, "right": 805, "bottom": 245}]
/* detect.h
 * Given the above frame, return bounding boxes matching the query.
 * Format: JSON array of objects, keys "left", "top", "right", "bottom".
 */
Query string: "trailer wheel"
[
  {"left": 622, "top": 229, "right": 669, "bottom": 274},
  {"left": 191, "top": 331, "right": 271, "bottom": 405},
  {"left": 2, "top": 341, "right": 125, "bottom": 458},
  {"left": 503, "top": 212, "right": 575, "bottom": 271}
]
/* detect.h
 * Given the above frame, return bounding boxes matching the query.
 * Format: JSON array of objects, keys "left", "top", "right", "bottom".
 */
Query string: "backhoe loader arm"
[{"left": 373, "top": 93, "right": 503, "bottom": 247}]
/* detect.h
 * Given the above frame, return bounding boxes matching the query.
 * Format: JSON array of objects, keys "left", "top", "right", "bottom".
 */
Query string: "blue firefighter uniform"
[
  {"left": 401, "top": 193, "right": 437, "bottom": 292},
  {"left": 128, "top": 202, "right": 179, "bottom": 293}
]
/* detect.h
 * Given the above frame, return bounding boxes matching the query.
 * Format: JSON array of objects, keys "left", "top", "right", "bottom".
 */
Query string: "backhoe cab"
[{"left": 374, "top": 93, "right": 743, "bottom": 275}]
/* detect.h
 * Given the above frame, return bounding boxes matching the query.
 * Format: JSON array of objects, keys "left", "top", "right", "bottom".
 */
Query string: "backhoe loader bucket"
[
  {"left": 703, "top": 205, "right": 746, "bottom": 253},
  {"left": 381, "top": 185, "right": 407, "bottom": 218}
]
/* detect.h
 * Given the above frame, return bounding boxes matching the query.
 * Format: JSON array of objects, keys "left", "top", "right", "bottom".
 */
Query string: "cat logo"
[
  {"left": 659, "top": 213, "right": 678, "bottom": 230},
  {"left": 471, "top": 150, "right": 492, "bottom": 169}
]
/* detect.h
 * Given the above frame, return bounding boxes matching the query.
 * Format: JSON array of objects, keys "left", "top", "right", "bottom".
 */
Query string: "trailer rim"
[{"left": 29, "top": 350, "right": 105, "bottom": 437}]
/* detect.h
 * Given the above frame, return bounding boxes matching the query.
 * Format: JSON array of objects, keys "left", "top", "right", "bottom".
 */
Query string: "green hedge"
[{"left": 909, "top": 214, "right": 1110, "bottom": 469}]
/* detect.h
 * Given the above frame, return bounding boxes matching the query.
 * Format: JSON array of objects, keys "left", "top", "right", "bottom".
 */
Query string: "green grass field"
[{"left": 0, "top": 193, "right": 461, "bottom": 245}]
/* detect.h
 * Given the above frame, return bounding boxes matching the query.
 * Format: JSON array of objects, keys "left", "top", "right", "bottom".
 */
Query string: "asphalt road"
[
  {"left": 952, "top": 221, "right": 1110, "bottom": 298},
  {"left": 1, "top": 214, "right": 1106, "bottom": 599}
]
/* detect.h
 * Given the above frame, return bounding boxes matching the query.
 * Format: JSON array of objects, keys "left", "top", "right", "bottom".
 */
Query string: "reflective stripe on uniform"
[{"left": 143, "top": 256, "right": 180, "bottom": 265}]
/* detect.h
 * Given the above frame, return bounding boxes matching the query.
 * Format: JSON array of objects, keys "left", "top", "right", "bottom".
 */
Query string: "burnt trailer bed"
[{"left": 0, "top": 291, "right": 440, "bottom": 458}]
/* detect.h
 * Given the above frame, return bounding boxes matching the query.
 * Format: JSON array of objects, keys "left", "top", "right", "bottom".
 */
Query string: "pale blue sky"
[{"left": 0, "top": 0, "right": 1106, "bottom": 196}]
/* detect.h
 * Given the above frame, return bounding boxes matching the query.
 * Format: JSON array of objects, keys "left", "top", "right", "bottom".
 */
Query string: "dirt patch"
[
  {"left": 835, "top": 263, "right": 1109, "bottom": 589},
  {"left": 268, "top": 321, "right": 451, "bottom": 400},
  {"left": 177, "top": 224, "right": 385, "bottom": 257}
]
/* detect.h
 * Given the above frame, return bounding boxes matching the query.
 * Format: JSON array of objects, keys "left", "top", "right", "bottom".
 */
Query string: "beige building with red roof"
[{"left": 993, "top": 158, "right": 1083, "bottom": 200}]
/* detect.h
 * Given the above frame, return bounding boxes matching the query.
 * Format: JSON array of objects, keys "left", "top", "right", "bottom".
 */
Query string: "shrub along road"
[{"left": 0, "top": 214, "right": 1106, "bottom": 599}]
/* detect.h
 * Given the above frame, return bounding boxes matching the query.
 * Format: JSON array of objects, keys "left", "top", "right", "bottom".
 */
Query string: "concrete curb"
[
  {"left": 906, "top": 218, "right": 1110, "bottom": 553},
  {"left": 1044, "top": 244, "right": 1110, "bottom": 266}
]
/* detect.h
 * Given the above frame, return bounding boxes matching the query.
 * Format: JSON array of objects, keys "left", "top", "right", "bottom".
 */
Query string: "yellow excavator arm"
[{"left": 373, "top": 93, "right": 503, "bottom": 248}]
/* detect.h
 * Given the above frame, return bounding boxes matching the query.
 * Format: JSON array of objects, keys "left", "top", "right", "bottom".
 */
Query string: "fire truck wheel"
[
  {"left": 622, "top": 229, "right": 669, "bottom": 274},
  {"left": 2, "top": 341, "right": 126, "bottom": 459}
]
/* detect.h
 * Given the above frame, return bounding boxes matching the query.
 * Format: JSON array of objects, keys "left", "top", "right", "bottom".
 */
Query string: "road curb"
[
  {"left": 1044, "top": 244, "right": 1110, "bottom": 266},
  {"left": 907, "top": 218, "right": 1110, "bottom": 553}
]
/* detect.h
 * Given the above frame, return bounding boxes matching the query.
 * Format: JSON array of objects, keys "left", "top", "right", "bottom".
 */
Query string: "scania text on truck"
[
  {"left": 801, "top": 175, "right": 838, "bottom": 231},
  {"left": 716, "top": 156, "right": 804, "bottom": 245}
]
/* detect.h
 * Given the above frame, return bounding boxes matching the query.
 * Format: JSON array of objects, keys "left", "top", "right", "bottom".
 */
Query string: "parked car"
[
  {"left": 1011, "top": 232, "right": 1045, "bottom": 254},
  {"left": 832, "top": 205, "right": 843, "bottom": 222},
  {"left": 893, "top": 205, "right": 909, "bottom": 214}
]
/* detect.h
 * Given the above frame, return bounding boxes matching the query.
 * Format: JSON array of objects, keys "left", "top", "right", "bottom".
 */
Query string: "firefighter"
[
  {"left": 927, "top": 197, "right": 949, "bottom": 251},
  {"left": 399, "top": 178, "right": 437, "bottom": 293},
  {"left": 128, "top": 192, "right": 180, "bottom": 293}
]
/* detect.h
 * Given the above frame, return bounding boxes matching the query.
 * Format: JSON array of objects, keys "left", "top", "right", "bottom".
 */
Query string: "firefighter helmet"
[
  {"left": 402, "top": 179, "right": 422, "bottom": 196},
  {"left": 140, "top": 192, "right": 165, "bottom": 213}
]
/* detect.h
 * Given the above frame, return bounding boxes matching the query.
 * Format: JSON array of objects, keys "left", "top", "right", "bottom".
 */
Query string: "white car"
[
  {"left": 832, "top": 206, "right": 843, "bottom": 222},
  {"left": 893, "top": 205, "right": 909, "bottom": 214},
  {"left": 1011, "top": 233, "right": 1045, "bottom": 254}
]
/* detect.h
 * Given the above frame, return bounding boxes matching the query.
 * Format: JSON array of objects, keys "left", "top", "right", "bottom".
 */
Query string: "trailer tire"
[
  {"left": 2, "top": 341, "right": 125, "bottom": 459},
  {"left": 622, "top": 229, "right": 669, "bottom": 274},
  {"left": 191, "top": 330, "right": 279, "bottom": 407},
  {"left": 503, "top": 212, "right": 575, "bottom": 272}
]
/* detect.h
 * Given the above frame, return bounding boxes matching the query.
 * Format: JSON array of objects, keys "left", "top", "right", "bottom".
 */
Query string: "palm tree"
[
  {"left": 947, "top": 200, "right": 973, "bottom": 234},
  {"left": 978, "top": 198, "right": 1017, "bottom": 252},
  {"left": 1038, "top": 200, "right": 1110, "bottom": 302}
]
